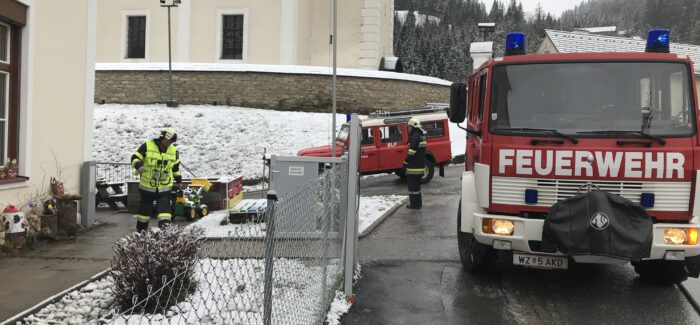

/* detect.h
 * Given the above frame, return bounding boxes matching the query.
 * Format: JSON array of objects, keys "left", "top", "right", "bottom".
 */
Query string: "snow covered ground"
[
  {"left": 22, "top": 259, "right": 343, "bottom": 325},
  {"left": 93, "top": 104, "right": 466, "bottom": 185},
  {"left": 188, "top": 210, "right": 265, "bottom": 238},
  {"left": 191, "top": 195, "right": 407, "bottom": 239},
  {"left": 358, "top": 195, "right": 407, "bottom": 236},
  {"left": 93, "top": 104, "right": 345, "bottom": 181}
]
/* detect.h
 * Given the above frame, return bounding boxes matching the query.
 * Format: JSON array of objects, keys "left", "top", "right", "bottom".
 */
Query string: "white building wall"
[
  {"left": 96, "top": 0, "right": 392, "bottom": 70},
  {"left": 0, "top": 0, "right": 93, "bottom": 205}
]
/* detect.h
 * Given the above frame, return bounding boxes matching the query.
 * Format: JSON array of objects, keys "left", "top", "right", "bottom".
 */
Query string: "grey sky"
[{"left": 480, "top": 0, "right": 587, "bottom": 17}]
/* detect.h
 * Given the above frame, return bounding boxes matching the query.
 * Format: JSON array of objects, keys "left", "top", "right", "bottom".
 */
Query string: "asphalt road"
[{"left": 345, "top": 165, "right": 700, "bottom": 325}]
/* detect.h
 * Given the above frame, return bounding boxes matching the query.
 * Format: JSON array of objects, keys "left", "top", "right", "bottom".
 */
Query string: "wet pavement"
[{"left": 345, "top": 165, "right": 700, "bottom": 325}]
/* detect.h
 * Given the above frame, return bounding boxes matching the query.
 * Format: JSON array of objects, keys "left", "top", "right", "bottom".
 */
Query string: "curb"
[
  {"left": 0, "top": 268, "right": 111, "bottom": 325},
  {"left": 359, "top": 197, "right": 408, "bottom": 238}
]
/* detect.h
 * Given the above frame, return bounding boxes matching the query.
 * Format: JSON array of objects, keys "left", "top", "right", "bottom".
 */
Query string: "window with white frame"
[
  {"left": 220, "top": 14, "right": 244, "bottom": 60},
  {"left": 126, "top": 15, "right": 147, "bottom": 59}
]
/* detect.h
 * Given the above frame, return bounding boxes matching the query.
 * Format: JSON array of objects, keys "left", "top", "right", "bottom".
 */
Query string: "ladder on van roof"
[{"left": 369, "top": 103, "right": 449, "bottom": 118}]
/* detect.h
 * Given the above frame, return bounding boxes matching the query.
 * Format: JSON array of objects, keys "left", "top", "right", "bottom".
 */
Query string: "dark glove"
[{"left": 173, "top": 183, "right": 182, "bottom": 190}]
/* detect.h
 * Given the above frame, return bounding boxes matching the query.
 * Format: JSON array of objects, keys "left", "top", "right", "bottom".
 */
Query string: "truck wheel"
[
  {"left": 633, "top": 260, "right": 688, "bottom": 285},
  {"left": 184, "top": 207, "right": 196, "bottom": 222},
  {"left": 457, "top": 201, "right": 493, "bottom": 273},
  {"left": 421, "top": 161, "right": 435, "bottom": 184}
]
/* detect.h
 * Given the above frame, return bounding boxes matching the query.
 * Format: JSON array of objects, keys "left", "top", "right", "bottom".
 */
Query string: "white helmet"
[
  {"left": 160, "top": 127, "right": 177, "bottom": 142},
  {"left": 408, "top": 117, "right": 421, "bottom": 128}
]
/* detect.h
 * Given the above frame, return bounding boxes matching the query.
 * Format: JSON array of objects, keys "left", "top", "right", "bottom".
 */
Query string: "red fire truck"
[
  {"left": 450, "top": 29, "right": 700, "bottom": 284},
  {"left": 298, "top": 106, "right": 452, "bottom": 183}
]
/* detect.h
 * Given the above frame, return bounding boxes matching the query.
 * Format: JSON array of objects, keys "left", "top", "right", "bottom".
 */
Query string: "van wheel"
[
  {"left": 421, "top": 161, "right": 435, "bottom": 184},
  {"left": 633, "top": 260, "right": 688, "bottom": 285},
  {"left": 457, "top": 201, "right": 493, "bottom": 273}
]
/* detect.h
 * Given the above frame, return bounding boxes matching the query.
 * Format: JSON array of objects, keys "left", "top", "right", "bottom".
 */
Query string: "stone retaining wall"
[{"left": 95, "top": 70, "right": 450, "bottom": 113}]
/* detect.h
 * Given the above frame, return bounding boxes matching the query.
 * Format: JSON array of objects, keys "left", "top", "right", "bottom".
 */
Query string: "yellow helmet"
[{"left": 408, "top": 117, "right": 421, "bottom": 128}]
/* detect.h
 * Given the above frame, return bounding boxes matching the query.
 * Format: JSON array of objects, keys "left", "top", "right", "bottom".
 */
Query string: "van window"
[
  {"left": 423, "top": 121, "right": 445, "bottom": 138},
  {"left": 379, "top": 125, "right": 403, "bottom": 143},
  {"left": 361, "top": 128, "right": 374, "bottom": 145}
]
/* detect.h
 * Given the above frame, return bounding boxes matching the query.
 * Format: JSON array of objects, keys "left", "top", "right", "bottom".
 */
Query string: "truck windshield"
[{"left": 489, "top": 62, "right": 696, "bottom": 137}]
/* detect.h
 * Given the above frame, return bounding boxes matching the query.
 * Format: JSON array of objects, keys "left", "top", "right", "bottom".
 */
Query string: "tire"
[
  {"left": 198, "top": 207, "right": 208, "bottom": 218},
  {"left": 184, "top": 207, "right": 196, "bottom": 222},
  {"left": 421, "top": 161, "right": 435, "bottom": 184},
  {"left": 633, "top": 260, "right": 688, "bottom": 285},
  {"left": 457, "top": 200, "right": 494, "bottom": 273}
]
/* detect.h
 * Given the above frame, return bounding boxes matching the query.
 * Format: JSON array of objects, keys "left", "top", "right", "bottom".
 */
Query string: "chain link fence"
[{"left": 102, "top": 161, "right": 353, "bottom": 325}]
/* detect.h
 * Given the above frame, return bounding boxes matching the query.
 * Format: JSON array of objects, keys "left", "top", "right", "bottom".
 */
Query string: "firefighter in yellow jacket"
[{"left": 131, "top": 127, "right": 182, "bottom": 231}]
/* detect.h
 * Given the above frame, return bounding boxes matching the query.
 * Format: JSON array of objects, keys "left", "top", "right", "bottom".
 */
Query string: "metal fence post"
[
  {"left": 263, "top": 190, "right": 278, "bottom": 325},
  {"left": 80, "top": 161, "right": 96, "bottom": 227},
  {"left": 344, "top": 115, "right": 360, "bottom": 296}
]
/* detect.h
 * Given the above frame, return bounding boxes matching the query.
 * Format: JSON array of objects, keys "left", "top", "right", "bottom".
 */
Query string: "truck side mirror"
[{"left": 449, "top": 82, "right": 467, "bottom": 123}]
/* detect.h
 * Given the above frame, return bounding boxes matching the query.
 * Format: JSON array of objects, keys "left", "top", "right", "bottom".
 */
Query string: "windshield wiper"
[
  {"left": 576, "top": 130, "right": 666, "bottom": 145},
  {"left": 496, "top": 128, "right": 578, "bottom": 144}
]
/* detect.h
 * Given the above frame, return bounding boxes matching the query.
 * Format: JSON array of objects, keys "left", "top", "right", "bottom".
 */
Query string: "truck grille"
[{"left": 491, "top": 177, "right": 691, "bottom": 212}]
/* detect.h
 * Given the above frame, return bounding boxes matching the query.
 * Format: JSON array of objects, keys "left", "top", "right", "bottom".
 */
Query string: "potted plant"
[{"left": 5, "top": 159, "right": 17, "bottom": 178}]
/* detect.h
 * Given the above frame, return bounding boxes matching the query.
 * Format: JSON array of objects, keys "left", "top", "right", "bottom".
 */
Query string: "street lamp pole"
[{"left": 160, "top": 0, "right": 180, "bottom": 107}]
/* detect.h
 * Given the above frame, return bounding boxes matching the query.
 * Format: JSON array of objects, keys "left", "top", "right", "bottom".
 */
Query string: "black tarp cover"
[{"left": 543, "top": 190, "right": 653, "bottom": 261}]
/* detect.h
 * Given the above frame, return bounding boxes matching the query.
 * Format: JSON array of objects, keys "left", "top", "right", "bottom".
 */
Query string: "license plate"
[{"left": 513, "top": 253, "right": 568, "bottom": 270}]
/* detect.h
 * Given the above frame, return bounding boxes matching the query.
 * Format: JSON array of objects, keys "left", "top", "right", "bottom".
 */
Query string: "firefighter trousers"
[
  {"left": 407, "top": 174, "right": 422, "bottom": 209},
  {"left": 136, "top": 189, "right": 173, "bottom": 232}
]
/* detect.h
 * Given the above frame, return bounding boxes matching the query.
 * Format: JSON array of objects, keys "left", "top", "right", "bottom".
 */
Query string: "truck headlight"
[
  {"left": 482, "top": 218, "right": 514, "bottom": 236},
  {"left": 663, "top": 228, "right": 698, "bottom": 245}
]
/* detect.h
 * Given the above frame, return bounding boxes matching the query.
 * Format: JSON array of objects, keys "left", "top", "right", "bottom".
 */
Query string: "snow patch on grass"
[
  {"left": 325, "top": 290, "right": 353, "bottom": 325},
  {"left": 358, "top": 195, "right": 407, "bottom": 236},
  {"left": 188, "top": 210, "right": 265, "bottom": 238},
  {"left": 92, "top": 104, "right": 344, "bottom": 182},
  {"left": 188, "top": 196, "right": 405, "bottom": 239},
  {"left": 23, "top": 258, "right": 343, "bottom": 325}
]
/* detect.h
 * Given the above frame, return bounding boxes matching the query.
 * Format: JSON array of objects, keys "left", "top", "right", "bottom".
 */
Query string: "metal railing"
[{"left": 81, "top": 162, "right": 138, "bottom": 227}]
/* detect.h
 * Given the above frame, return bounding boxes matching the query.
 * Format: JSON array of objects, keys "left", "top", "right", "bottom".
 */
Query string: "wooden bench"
[{"left": 96, "top": 181, "right": 128, "bottom": 210}]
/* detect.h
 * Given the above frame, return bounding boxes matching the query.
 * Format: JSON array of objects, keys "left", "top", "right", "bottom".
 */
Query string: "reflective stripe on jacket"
[
  {"left": 404, "top": 128, "right": 427, "bottom": 175},
  {"left": 136, "top": 139, "right": 178, "bottom": 192}
]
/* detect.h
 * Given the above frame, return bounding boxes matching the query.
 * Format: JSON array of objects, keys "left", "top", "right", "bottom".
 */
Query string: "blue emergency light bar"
[
  {"left": 505, "top": 32, "right": 526, "bottom": 56},
  {"left": 645, "top": 29, "right": 670, "bottom": 53}
]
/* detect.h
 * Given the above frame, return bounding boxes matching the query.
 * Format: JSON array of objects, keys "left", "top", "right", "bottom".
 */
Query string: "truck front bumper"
[{"left": 472, "top": 212, "right": 700, "bottom": 261}]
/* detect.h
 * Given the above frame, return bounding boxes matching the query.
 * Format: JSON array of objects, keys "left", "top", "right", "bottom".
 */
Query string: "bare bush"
[{"left": 110, "top": 226, "right": 205, "bottom": 313}]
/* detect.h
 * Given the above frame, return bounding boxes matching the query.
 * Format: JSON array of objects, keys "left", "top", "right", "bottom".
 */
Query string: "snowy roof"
[
  {"left": 544, "top": 29, "right": 700, "bottom": 75},
  {"left": 95, "top": 63, "right": 452, "bottom": 86},
  {"left": 574, "top": 26, "right": 617, "bottom": 34},
  {"left": 478, "top": 23, "right": 496, "bottom": 28},
  {"left": 362, "top": 112, "right": 447, "bottom": 127},
  {"left": 470, "top": 42, "right": 493, "bottom": 54}
]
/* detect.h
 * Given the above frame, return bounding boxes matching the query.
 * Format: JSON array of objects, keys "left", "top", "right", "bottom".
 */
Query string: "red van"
[{"left": 298, "top": 106, "right": 453, "bottom": 183}]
